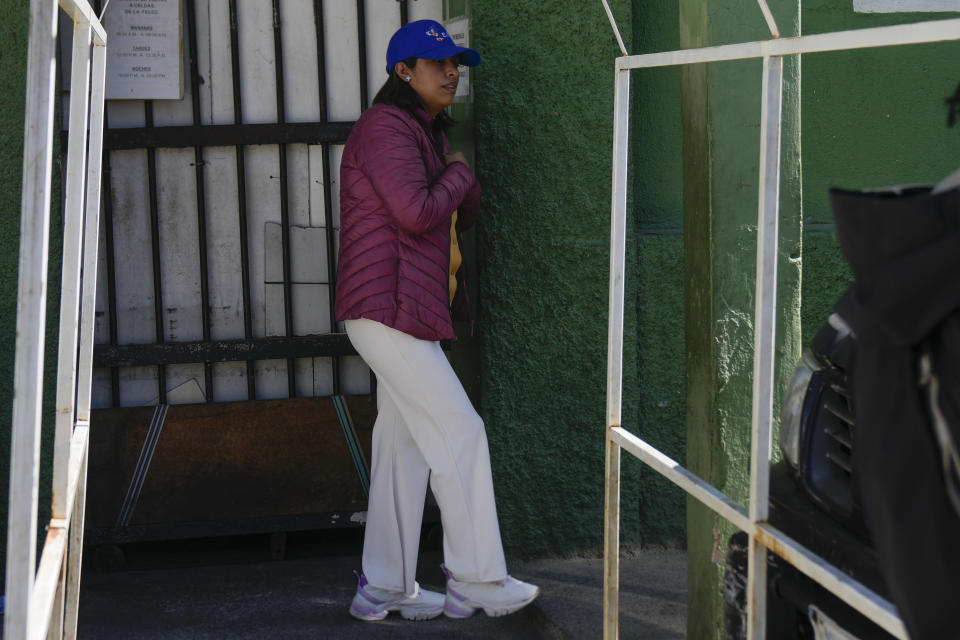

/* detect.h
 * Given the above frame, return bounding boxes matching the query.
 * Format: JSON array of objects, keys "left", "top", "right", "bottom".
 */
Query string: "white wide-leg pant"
[{"left": 344, "top": 318, "right": 508, "bottom": 595}]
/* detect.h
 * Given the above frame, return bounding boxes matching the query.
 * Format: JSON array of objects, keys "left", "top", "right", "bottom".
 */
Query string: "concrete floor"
[{"left": 77, "top": 530, "right": 687, "bottom": 639}]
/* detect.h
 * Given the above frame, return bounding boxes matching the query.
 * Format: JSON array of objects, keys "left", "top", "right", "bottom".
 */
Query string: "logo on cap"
[{"left": 425, "top": 27, "right": 449, "bottom": 43}]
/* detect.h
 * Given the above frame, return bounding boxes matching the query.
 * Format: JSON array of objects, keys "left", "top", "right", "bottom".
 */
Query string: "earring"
[{"left": 405, "top": 75, "right": 411, "bottom": 81}]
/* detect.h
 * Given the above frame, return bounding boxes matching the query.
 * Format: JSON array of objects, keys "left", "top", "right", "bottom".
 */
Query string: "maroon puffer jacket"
[{"left": 334, "top": 104, "right": 480, "bottom": 341}]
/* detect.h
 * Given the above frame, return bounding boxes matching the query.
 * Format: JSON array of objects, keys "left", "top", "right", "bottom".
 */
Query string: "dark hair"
[{"left": 373, "top": 56, "right": 456, "bottom": 134}]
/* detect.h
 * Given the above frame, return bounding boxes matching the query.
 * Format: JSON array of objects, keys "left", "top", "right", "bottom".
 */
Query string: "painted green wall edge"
[
  {"left": 678, "top": 0, "right": 803, "bottom": 636},
  {"left": 471, "top": 0, "right": 642, "bottom": 556}
]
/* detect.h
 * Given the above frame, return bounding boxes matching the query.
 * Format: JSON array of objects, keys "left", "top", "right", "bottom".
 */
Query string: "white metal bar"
[
  {"left": 58, "top": 0, "right": 107, "bottom": 45},
  {"left": 5, "top": 1, "right": 60, "bottom": 637},
  {"left": 616, "top": 18, "right": 960, "bottom": 70},
  {"left": 63, "top": 423, "right": 90, "bottom": 640},
  {"left": 755, "top": 0, "right": 781, "bottom": 38},
  {"left": 600, "top": 0, "right": 628, "bottom": 56},
  {"left": 29, "top": 528, "right": 67, "bottom": 640},
  {"left": 76, "top": 40, "right": 107, "bottom": 422},
  {"left": 44, "top": 561, "right": 66, "bottom": 640},
  {"left": 610, "top": 427, "right": 753, "bottom": 533},
  {"left": 747, "top": 53, "right": 784, "bottom": 640},
  {"left": 603, "top": 65, "right": 630, "bottom": 640},
  {"left": 603, "top": 440, "right": 621, "bottom": 640},
  {"left": 606, "top": 72, "right": 630, "bottom": 450},
  {"left": 53, "top": 19, "right": 92, "bottom": 521},
  {"left": 755, "top": 524, "right": 909, "bottom": 639},
  {"left": 28, "top": 425, "right": 89, "bottom": 640},
  {"left": 11, "top": 1, "right": 103, "bottom": 639},
  {"left": 611, "top": 426, "right": 913, "bottom": 639}
]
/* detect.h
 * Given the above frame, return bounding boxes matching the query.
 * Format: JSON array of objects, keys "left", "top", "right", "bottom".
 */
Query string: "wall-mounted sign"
[
  {"left": 104, "top": 0, "right": 183, "bottom": 100},
  {"left": 854, "top": 0, "right": 960, "bottom": 12},
  {"left": 446, "top": 17, "right": 471, "bottom": 98}
]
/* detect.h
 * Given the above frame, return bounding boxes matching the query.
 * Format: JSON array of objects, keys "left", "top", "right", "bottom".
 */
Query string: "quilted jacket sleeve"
[
  {"left": 457, "top": 177, "right": 482, "bottom": 232},
  {"left": 360, "top": 109, "right": 478, "bottom": 236}
]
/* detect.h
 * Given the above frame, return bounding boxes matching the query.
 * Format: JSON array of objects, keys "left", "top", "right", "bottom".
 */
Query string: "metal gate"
[
  {"left": 76, "top": 0, "right": 453, "bottom": 545},
  {"left": 599, "top": 2, "right": 960, "bottom": 638}
]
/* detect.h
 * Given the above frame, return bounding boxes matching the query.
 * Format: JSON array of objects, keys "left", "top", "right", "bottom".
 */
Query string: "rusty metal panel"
[{"left": 86, "top": 395, "right": 375, "bottom": 543}]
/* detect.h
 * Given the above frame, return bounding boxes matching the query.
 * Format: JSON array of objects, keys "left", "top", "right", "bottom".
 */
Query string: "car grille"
[{"left": 802, "top": 366, "right": 857, "bottom": 518}]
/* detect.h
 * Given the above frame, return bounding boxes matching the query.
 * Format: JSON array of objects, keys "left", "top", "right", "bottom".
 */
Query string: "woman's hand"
[{"left": 445, "top": 152, "right": 469, "bottom": 167}]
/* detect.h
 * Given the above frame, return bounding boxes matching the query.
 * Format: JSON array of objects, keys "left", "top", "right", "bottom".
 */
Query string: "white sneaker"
[
  {"left": 441, "top": 564, "right": 541, "bottom": 618},
  {"left": 348, "top": 572, "right": 444, "bottom": 621}
]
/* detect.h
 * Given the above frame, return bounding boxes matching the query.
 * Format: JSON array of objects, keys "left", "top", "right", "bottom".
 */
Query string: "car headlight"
[{"left": 780, "top": 348, "right": 822, "bottom": 469}]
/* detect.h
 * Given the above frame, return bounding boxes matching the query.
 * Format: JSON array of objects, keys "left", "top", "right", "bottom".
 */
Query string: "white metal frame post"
[
  {"left": 600, "top": 6, "right": 960, "bottom": 640},
  {"left": 5, "top": 2, "right": 106, "bottom": 639},
  {"left": 746, "top": 52, "right": 784, "bottom": 637},
  {"left": 603, "top": 58, "right": 631, "bottom": 640},
  {"left": 6, "top": 2, "right": 60, "bottom": 635}
]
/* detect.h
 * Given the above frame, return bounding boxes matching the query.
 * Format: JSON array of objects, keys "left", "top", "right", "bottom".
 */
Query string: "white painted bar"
[
  {"left": 605, "top": 73, "right": 629, "bottom": 435},
  {"left": 5, "top": 1, "right": 60, "bottom": 637},
  {"left": 27, "top": 527, "right": 66, "bottom": 640},
  {"left": 53, "top": 20, "right": 92, "bottom": 520},
  {"left": 609, "top": 427, "right": 753, "bottom": 533},
  {"left": 616, "top": 18, "right": 960, "bottom": 70},
  {"left": 600, "top": 0, "right": 628, "bottom": 56},
  {"left": 63, "top": 424, "right": 90, "bottom": 639},
  {"left": 602, "top": 437, "right": 621, "bottom": 640},
  {"left": 603, "top": 65, "right": 629, "bottom": 640},
  {"left": 77, "top": 40, "right": 107, "bottom": 422},
  {"left": 59, "top": 0, "right": 107, "bottom": 44},
  {"left": 610, "top": 429, "right": 911, "bottom": 639},
  {"left": 747, "top": 53, "right": 784, "bottom": 640},
  {"left": 755, "top": 0, "right": 780, "bottom": 38},
  {"left": 755, "top": 523, "right": 909, "bottom": 639},
  {"left": 856, "top": 0, "right": 960, "bottom": 12},
  {"left": 27, "top": 425, "right": 90, "bottom": 640},
  {"left": 10, "top": 2, "right": 104, "bottom": 637}
]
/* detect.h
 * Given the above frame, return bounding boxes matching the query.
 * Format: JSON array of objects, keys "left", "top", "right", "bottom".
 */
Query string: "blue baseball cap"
[{"left": 385, "top": 19, "right": 482, "bottom": 76}]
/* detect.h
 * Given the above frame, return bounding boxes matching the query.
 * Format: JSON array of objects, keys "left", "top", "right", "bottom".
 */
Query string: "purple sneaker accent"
[
  {"left": 444, "top": 600, "right": 476, "bottom": 618},
  {"left": 441, "top": 565, "right": 540, "bottom": 619},
  {"left": 352, "top": 571, "right": 390, "bottom": 606},
  {"left": 349, "top": 603, "right": 388, "bottom": 620},
  {"left": 348, "top": 571, "right": 444, "bottom": 621},
  {"left": 356, "top": 576, "right": 386, "bottom": 605},
  {"left": 446, "top": 584, "right": 467, "bottom": 602}
]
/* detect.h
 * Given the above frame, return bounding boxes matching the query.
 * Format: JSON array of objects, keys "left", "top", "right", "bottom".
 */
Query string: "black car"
[
  {"left": 725, "top": 182, "right": 960, "bottom": 640},
  {"left": 723, "top": 314, "right": 897, "bottom": 640}
]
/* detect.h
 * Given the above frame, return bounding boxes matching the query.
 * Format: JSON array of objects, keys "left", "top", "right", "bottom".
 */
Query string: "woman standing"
[{"left": 335, "top": 19, "right": 540, "bottom": 622}]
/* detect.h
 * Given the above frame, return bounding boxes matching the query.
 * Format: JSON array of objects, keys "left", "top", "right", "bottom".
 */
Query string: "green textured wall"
[
  {"left": 801, "top": 4, "right": 960, "bottom": 335},
  {"left": 632, "top": 1, "right": 687, "bottom": 546},
  {"left": 471, "top": 0, "right": 643, "bottom": 556},
  {"left": 679, "top": 0, "right": 803, "bottom": 636}
]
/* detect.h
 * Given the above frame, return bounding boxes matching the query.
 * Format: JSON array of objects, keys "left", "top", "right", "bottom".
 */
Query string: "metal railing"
[
  {"left": 5, "top": 1, "right": 106, "bottom": 638},
  {"left": 599, "top": 2, "right": 960, "bottom": 638}
]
